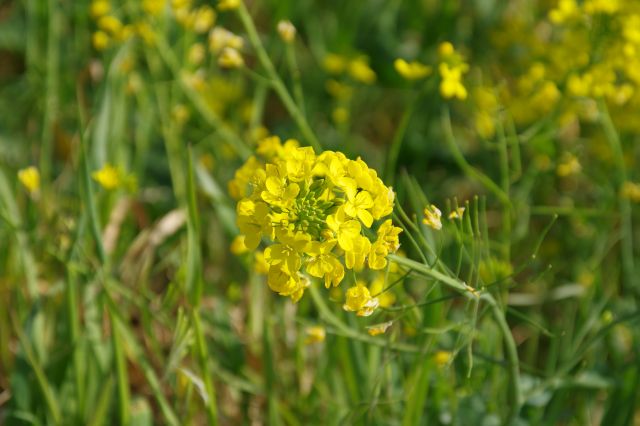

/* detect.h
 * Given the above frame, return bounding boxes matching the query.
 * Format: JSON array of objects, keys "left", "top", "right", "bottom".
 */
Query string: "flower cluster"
[{"left": 231, "top": 137, "right": 402, "bottom": 305}]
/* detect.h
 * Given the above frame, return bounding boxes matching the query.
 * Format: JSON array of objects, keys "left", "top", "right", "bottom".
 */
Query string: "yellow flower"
[
  {"left": 621, "top": 181, "right": 640, "bottom": 202},
  {"left": 254, "top": 251, "right": 269, "bottom": 274},
  {"left": 218, "top": 47, "right": 244, "bottom": 68},
  {"left": 332, "top": 107, "right": 349, "bottom": 124},
  {"left": 344, "top": 235, "right": 371, "bottom": 271},
  {"left": 18, "top": 167, "right": 40, "bottom": 194},
  {"left": 142, "top": 0, "right": 164, "bottom": 16},
  {"left": 439, "top": 63, "right": 467, "bottom": 100},
  {"left": 230, "top": 235, "right": 248, "bottom": 255},
  {"left": 376, "top": 219, "right": 402, "bottom": 252},
  {"left": 306, "top": 240, "right": 344, "bottom": 288},
  {"left": 277, "top": 20, "right": 296, "bottom": 43},
  {"left": 192, "top": 6, "right": 216, "bottom": 33},
  {"left": 367, "top": 321, "right": 393, "bottom": 336},
  {"left": 326, "top": 208, "right": 362, "bottom": 251},
  {"left": 348, "top": 58, "right": 376, "bottom": 84},
  {"left": 556, "top": 153, "right": 581, "bottom": 177},
  {"left": 343, "top": 282, "right": 379, "bottom": 316},
  {"left": 423, "top": 204, "right": 442, "bottom": 230},
  {"left": 344, "top": 190, "right": 374, "bottom": 227},
  {"left": 549, "top": 0, "right": 578, "bottom": 24},
  {"left": 394, "top": 58, "right": 432, "bottom": 80},
  {"left": 323, "top": 53, "right": 348, "bottom": 74},
  {"left": 438, "top": 42, "right": 454, "bottom": 58},
  {"left": 267, "top": 265, "right": 309, "bottom": 302},
  {"left": 90, "top": 0, "right": 111, "bottom": 18},
  {"left": 92, "top": 163, "right": 121, "bottom": 190},
  {"left": 264, "top": 229, "right": 310, "bottom": 274},
  {"left": 304, "top": 326, "right": 326, "bottom": 344},
  {"left": 217, "top": 0, "right": 239, "bottom": 11},
  {"left": 97, "top": 15, "right": 122, "bottom": 35},
  {"left": 92, "top": 31, "right": 110, "bottom": 50},
  {"left": 188, "top": 43, "right": 206, "bottom": 65},
  {"left": 448, "top": 207, "right": 465, "bottom": 220},
  {"left": 433, "top": 350, "right": 452, "bottom": 367}
]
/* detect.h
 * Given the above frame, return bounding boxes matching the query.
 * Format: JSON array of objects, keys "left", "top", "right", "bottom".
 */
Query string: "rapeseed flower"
[
  {"left": 304, "top": 326, "right": 326, "bottom": 344},
  {"left": 217, "top": 0, "right": 239, "bottom": 11},
  {"left": 218, "top": 47, "right": 244, "bottom": 68},
  {"left": 367, "top": 321, "right": 392, "bottom": 336},
  {"left": 18, "top": 167, "right": 40, "bottom": 195},
  {"left": 423, "top": 204, "right": 442, "bottom": 230},
  {"left": 92, "top": 163, "right": 121, "bottom": 190},
  {"left": 277, "top": 20, "right": 296, "bottom": 43},
  {"left": 231, "top": 137, "right": 401, "bottom": 306},
  {"left": 343, "top": 282, "right": 379, "bottom": 316},
  {"left": 394, "top": 59, "right": 432, "bottom": 80}
]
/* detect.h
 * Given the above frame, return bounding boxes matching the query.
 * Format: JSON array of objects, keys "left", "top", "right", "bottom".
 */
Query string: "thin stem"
[
  {"left": 153, "top": 36, "right": 252, "bottom": 160},
  {"left": 388, "top": 254, "right": 522, "bottom": 423},
  {"left": 442, "top": 108, "right": 510, "bottom": 206},
  {"left": 236, "top": 2, "right": 322, "bottom": 151},
  {"left": 285, "top": 43, "right": 306, "bottom": 116},
  {"left": 191, "top": 309, "right": 219, "bottom": 426},
  {"left": 385, "top": 98, "right": 416, "bottom": 184},
  {"left": 598, "top": 99, "right": 637, "bottom": 301}
]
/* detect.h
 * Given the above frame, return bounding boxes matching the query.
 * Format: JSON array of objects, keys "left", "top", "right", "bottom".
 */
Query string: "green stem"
[
  {"left": 236, "top": 2, "right": 322, "bottom": 151},
  {"left": 285, "top": 43, "right": 306, "bottom": 117},
  {"left": 191, "top": 309, "right": 219, "bottom": 426},
  {"left": 40, "top": 0, "right": 61, "bottom": 184},
  {"left": 109, "top": 306, "right": 131, "bottom": 426},
  {"left": 388, "top": 254, "right": 522, "bottom": 423},
  {"left": 385, "top": 99, "right": 416, "bottom": 184},
  {"left": 598, "top": 99, "right": 637, "bottom": 300},
  {"left": 11, "top": 313, "right": 62, "bottom": 424},
  {"left": 153, "top": 37, "right": 252, "bottom": 160},
  {"left": 441, "top": 108, "right": 510, "bottom": 206}
]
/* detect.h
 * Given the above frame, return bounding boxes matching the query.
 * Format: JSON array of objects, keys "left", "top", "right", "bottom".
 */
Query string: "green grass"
[{"left": 1, "top": 0, "right": 639, "bottom": 425}]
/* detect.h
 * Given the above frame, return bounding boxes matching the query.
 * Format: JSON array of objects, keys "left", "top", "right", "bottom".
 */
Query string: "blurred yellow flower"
[
  {"left": 209, "top": 27, "right": 244, "bottom": 53},
  {"left": 423, "top": 204, "right": 442, "bottom": 230},
  {"left": 438, "top": 41, "right": 454, "bottom": 58},
  {"left": 97, "top": 15, "right": 122, "bottom": 35},
  {"left": 192, "top": 6, "right": 216, "bottom": 33},
  {"left": 394, "top": 58, "right": 432, "bottom": 80},
  {"left": 188, "top": 43, "right": 206, "bottom": 65},
  {"left": 92, "top": 31, "right": 110, "bottom": 51},
  {"left": 433, "top": 350, "right": 452, "bottom": 367},
  {"left": 18, "top": 167, "right": 40, "bottom": 194},
  {"left": 230, "top": 235, "right": 249, "bottom": 255},
  {"left": 439, "top": 63, "right": 467, "bottom": 100},
  {"left": 323, "top": 53, "right": 347, "bottom": 74},
  {"left": 90, "top": 0, "right": 111, "bottom": 18},
  {"left": 304, "top": 326, "right": 326, "bottom": 344},
  {"left": 218, "top": 0, "right": 239, "bottom": 11},
  {"left": 218, "top": 47, "right": 244, "bottom": 68},
  {"left": 348, "top": 58, "right": 376, "bottom": 84},
  {"left": 277, "top": 20, "right": 296, "bottom": 43},
  {"left": 254, "top": 251, "right": 269, "bottom": 274},
  {"left": 556, "top": 153, "right": 581, "bottom": 177},
  {"left": 367, "top": 321, "right": 393, "bottom": 336},
  {"left": 621, "top": 181, "right": 640, "bottom": 202},
  {"left": 448, "top": 207, "right": 465, "bottom": 220},
  {"left": 142, "top": 0, "right": 164, "bottom": 16},
  {"left": 92, "top": 163, "right": 121, "bottom": 190}
]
